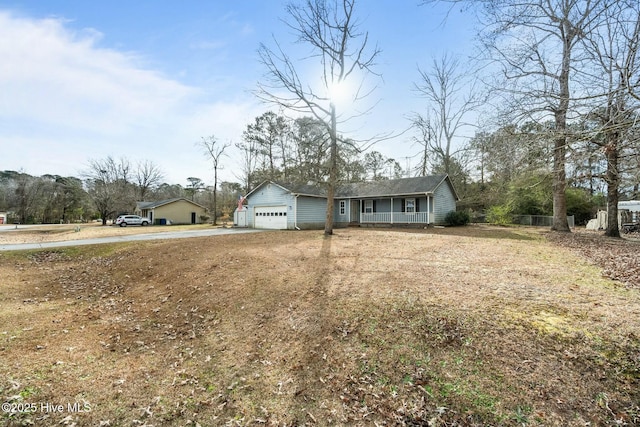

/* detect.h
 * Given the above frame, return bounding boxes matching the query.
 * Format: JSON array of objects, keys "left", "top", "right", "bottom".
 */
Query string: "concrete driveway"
[{"left": 0, "top": 227, "right": 263, "bottom": 251}]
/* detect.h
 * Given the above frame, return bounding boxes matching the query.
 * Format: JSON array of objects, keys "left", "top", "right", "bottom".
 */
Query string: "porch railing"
[{"left": 360, "top": 212, "right": 430, "bottom": 224}]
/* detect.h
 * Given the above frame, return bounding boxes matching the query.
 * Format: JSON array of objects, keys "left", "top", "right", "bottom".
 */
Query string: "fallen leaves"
[
  {"left": 1, "top": 227, "right": 639, "bottom": 426},
  {"left": 547, "top": 230, "right": 640, "bottom": 288}
]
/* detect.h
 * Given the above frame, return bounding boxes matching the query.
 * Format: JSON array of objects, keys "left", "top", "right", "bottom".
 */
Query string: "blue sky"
[{"left": 0, "top": 1, "right": 476, "bottom": 186}]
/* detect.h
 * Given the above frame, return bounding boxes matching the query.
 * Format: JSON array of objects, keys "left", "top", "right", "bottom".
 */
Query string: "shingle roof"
[
  {"left": 271, "top": 181, "right": 327, "bottom": 197},
  {"left": 269, "top": 175, "right": 457, "bottom": 199},
  {"left": 136, "top": 198, "right": 206, "bottom": 209},
  {"left": 336, "top": 175, "right": 450, "bottom": 198}
]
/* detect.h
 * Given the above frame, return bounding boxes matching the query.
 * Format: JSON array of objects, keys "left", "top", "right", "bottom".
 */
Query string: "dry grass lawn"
[
  {"left": 0, "top": 225, "right": 639, "bottom": 426},
  {"left": 0, "top": 223, "right": 214, "bottom": 245}
]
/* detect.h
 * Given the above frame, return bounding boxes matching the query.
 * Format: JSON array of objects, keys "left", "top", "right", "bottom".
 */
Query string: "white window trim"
[
  {"left": 364, "top": 200, "right": 373, "bottom": 214},
  {"left": 405, "top": 197, "right": 416, "bottom": 214},
  {"left": 339, "top": 200, "right": 346, "bottom": 215}
]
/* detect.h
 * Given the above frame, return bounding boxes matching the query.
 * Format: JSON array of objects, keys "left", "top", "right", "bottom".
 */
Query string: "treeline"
[{"left": 0, "top": 166, "right": 242, "bottom": 225}]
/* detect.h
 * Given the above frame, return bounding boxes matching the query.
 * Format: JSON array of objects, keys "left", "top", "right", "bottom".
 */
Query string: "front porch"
[
  {"left": 345, "top": 197, "right": 434, "bottom": 226},
  {"left": 360, "top": 211, "right": 431, "bottom": 224}
]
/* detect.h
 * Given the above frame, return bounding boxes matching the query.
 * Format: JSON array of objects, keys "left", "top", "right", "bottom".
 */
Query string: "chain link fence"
[{"left": 512, "top": 215, "right": 575, "bottom": 228}]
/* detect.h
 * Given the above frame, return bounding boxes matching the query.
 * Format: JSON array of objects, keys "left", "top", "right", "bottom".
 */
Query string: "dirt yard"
[{"left": 0, "top": 225, "right": 639, "bottom": 426}]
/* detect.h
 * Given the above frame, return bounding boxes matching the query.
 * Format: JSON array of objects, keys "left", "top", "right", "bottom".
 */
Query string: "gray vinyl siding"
[
  {"left": 334, "top": 199, "right": 350, "bottom": 227},
  {"left": 296, "top": 196, "right": 327, "bottom": 229},
  {"left": 246, "top": 183, "right": 295, "bottom": 228},
  {"left": 433, "top": 182, "right": 456, "bottom": 224}
]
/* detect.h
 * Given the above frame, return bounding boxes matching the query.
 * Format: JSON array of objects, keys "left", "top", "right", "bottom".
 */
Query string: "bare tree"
[
  {"left": 580, "top": 0, "right": 640, "bottom": 237},
  {"left": 84, "top": 156, "right": 134, "bottom": 225},
  {"left": 429, "top": 0, "right": 604, "bottom": 231},
  {"left": 413, "top": 54, "right": 484, "bottom": 181},
  {"left": 412, "top": 119, "right": 431, "bottom": 177},
  {"left": 621, "top": 4, "right": 640, "bottom": 102},
  {"left": 135, "top": 160, "right": 164, "bottom": 201},
  {"left": 235, "top": 138, "right": 259, "bottom": 194},
  {"left": 200, "top": 135, "right": 230, "bottom": 225},
  {"left": 256, "top": 0, "right": 380, "bottom": 235},
  {"left": 488, "top": 0, "right": 602, "bottom": 232}
]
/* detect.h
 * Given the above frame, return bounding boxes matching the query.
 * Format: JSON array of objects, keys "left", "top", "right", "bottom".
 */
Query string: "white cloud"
[
  {"left": 0, "top": 10, "right": 264, "bottom": 185},
  {"left": 0, "top": 12, "right": 196, "bottom": 133}
]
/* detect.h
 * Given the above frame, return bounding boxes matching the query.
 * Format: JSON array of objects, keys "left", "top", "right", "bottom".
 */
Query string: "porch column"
[
  {"left": 390, "top": 197, "right": 393, "bottom": 224},
  {"left": 427, "top": 195, "right": 430, "bottom": 224}
]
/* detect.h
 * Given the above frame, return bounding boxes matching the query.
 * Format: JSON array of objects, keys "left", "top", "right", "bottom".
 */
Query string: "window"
[
  {"left": 405, "top": 198, "right": 415, "bottom": 214},
  {"left": 339, "top": 200, "right": 346, "bottom": 215},
  {"left": 364, "top": 200, "right": 373, "bottom": 214}
]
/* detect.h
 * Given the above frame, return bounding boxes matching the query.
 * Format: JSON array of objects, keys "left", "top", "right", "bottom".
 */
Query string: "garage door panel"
[{"left": 254, "top": 206, "right": 288, "bottom": 229}]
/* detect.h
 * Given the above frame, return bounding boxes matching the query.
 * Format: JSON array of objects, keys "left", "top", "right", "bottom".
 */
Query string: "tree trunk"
[
  {"left": 213, "top": 168, "right": 218, "bottom": 226},
  {"left": 324, "top": 103, "right": 337, "bottom": 236},
  {"left": 551, "top": 134, "right": 570, "bottom": 232},
  {"left": 551, "top": 33, "right": 571, "bottom": 233},
  {"left": 605, "top": 141, "right": 621, "bottom": 238}
]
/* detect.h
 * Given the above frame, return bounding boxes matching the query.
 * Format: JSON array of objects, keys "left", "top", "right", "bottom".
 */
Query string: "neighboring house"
[
  {"left": 135, "top": 198, "right": 207, "bottom": 225},
  {"left": 243, "top": 175, "right": 459, "bottom": 230},
  {"left": 0, "top": 211, "right": 7, "bottom": 225}
]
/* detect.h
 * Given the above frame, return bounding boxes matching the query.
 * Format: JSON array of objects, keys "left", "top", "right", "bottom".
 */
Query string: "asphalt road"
[{"left": 0, "top": 227, "right": 264, "bottom": 251}]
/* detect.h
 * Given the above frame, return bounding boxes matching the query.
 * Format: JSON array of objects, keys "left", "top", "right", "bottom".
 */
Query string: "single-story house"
[
  {"left": 240, "top": 174, "right": 459, "bottom": 230},
  {"left": 135, "top": 198, "right": 207, "bottom": 225}
]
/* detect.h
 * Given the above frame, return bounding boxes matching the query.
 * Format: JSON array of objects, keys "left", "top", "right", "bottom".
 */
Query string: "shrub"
[
  {"left": 444, "top": 210, "right": 470, "bottom": 226},
  {"left": 486, "top": 204, "right": 513, "bottom": 226},
  {"left": 566, "top": 188, "right": 599, "bottom": 225}
]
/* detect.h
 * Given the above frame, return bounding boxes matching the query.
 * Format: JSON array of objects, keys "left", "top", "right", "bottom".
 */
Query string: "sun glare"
[{"left": 328, "top": 79, "right": 351, "bottom": 107}]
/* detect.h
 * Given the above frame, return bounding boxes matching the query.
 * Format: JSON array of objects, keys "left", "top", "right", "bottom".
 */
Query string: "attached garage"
[{"left": 254, "top": 206, "right": 288, "bottom": 229}]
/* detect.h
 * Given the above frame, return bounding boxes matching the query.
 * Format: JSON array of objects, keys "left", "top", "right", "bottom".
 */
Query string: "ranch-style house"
[{"left": 237, "top": 174, "right": 459, "bottom": 230}]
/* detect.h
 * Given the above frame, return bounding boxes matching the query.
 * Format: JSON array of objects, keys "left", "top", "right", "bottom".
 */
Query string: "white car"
[{"left": 115, "top": 215, "right": 150, "bottom": 227}]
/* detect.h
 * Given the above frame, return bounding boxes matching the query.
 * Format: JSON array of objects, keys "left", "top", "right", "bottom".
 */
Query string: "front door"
[
  {"left": 191, "top": 212, "right": 196, "bottom": 224},
  {"left": 350, "top": 200, "right": 359, "bottom": 223}
]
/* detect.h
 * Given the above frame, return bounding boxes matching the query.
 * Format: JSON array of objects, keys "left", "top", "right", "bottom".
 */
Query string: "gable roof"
[
  {"left": 336, "top": 175, "right": 457, "bottom": 199},
  {"left": 136, "top": 198, "right": 206, "bottom": 210},
  {"left": 247, "top": 175, "right": 459, "bottom": 200},
  {"left": 276, "top": 181, "right": 327, "bottom": 197}
]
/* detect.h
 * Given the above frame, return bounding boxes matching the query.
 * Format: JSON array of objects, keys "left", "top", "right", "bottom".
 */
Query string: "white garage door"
[{"left": 254, "top": 206, "right": 288, "bottom": 229}]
